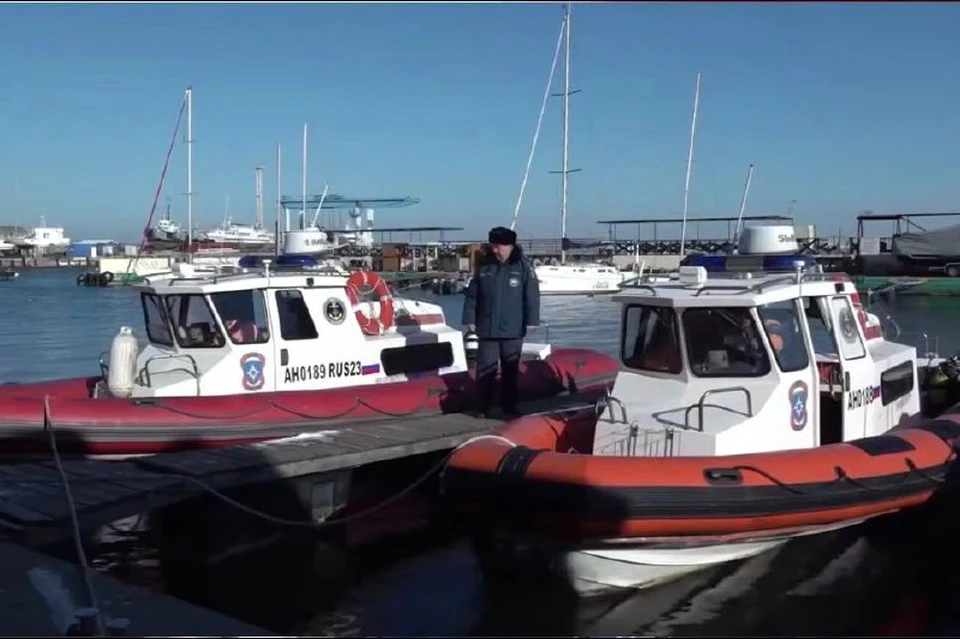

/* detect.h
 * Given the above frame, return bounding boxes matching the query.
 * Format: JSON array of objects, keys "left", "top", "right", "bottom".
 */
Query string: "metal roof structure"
[{"left": 278, "top": 195, "right": 420, "bottom": 210}]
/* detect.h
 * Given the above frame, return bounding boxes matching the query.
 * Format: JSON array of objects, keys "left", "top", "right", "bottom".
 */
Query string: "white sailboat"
[
  {"left": 519, "top": 5, "right": 627, "bottom": 296},
  {"left": 205, "top": 172, "right": 275, "bottom": 248}
]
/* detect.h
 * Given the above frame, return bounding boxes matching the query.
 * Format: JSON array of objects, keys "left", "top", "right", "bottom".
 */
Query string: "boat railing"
[
  {"left": 619, "top": 279, "right": 660, "bottom": 295},
  {"left": 896, "top": 328, "right": 940, "bottom": 360},
  {"left": 136, "top": 354, "right": 202, "bottom": 396},
  {"left": 684, "top": 386, "right": 754, "bottom": 431},
  {"left": 596, "top": 392, "right": 628, "bottom": 424}
]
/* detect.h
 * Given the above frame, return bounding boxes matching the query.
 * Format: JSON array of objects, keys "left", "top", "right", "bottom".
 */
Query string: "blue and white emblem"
[
  {"left": 240, "top": 353, "right": 266, "bottom": 391},
  {"left": 789, "top": 380, "right": 808, "bottom": 431}
]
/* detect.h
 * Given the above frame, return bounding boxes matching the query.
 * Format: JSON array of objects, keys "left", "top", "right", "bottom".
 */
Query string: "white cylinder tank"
[
  {"left": 738, "top": 225, "right": 799, "bottom": 255},
  {"left": 107, "top": 326, "right": 139, "bottom": 398}
]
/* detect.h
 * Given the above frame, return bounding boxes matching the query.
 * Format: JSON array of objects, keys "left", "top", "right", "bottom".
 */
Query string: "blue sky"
[{"left": 1, "top": 2, "right": 959, "bottom": 243}]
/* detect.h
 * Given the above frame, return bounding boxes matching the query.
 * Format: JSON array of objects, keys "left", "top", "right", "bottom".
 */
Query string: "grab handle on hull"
[
  {"left": 684, "top": 386, "right": 753, "bottom": 431},
  {"left": 703, "top": 468, "right": 743, "bottom": 485}
]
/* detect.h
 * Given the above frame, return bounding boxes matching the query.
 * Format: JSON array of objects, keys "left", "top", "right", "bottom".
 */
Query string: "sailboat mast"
[
  {"left": 679, "top": 72, "right": 701, "bottom": 260},
  {"left": 275, "top": 143, "right": 282, "bottom": 255},
  {"left": 559, "top": 4, "right": 572, "bottom": 265},
  {"left": 185, "top": 86, "right": 194, "bottom": 264},
  {"left": 301, "top": 123, "right": 308, "bottom": 231},
  {"left": 733, "top": 163, "right": 755, "bottom": 246},
  {"left": 255, "top": 166, "right": 264, "bottom": 228}
]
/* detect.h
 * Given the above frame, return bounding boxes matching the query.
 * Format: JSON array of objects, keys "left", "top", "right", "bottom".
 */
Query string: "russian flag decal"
[{"left": 361, "top": 363, "right": 381, "bottom": 375}]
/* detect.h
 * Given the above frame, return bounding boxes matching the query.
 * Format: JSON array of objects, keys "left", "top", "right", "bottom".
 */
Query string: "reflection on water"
[
  {"left": 4, "top": 272, "right": 960, "bottom": 634},
  {"left": 297, "top": 498, "right": 960, "bottom": 637}
]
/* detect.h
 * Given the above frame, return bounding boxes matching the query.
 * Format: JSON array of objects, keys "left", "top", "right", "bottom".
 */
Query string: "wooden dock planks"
[{"left": 0, "top": 391, "right": 602, "bottom": 546}]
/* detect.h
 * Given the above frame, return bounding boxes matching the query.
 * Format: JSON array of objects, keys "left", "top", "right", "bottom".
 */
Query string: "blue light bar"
[
  {"left": 275, "top": 254, "right": 319, "bottom": 269},
  {"left": 238, "top": 255, "right": 264, "bottom": 269},
  {"left": 681, "top": 253, "right": 816, "bottom": 273}
]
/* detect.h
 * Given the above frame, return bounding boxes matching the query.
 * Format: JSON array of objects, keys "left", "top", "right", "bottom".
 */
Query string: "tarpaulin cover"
[{"left": 892, "top": 224, "right": 960, "bottom": 257}]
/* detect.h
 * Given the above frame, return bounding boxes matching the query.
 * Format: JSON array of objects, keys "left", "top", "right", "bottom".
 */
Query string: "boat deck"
[
  {"left": 0, "top": 390, "right": 602, "bottom": 546},
  {"left": 0, "top": 541, "right": 275, "bottom": 636}
]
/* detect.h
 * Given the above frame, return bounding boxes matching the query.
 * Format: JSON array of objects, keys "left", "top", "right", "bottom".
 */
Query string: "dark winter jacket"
[{"left": 461, "top": 245, "right": 541, "bottom": 339}]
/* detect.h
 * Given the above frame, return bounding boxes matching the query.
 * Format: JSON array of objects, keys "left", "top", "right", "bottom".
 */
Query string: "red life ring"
[{"left": 345, "top": 270, "right": 395, "bottom": 336}]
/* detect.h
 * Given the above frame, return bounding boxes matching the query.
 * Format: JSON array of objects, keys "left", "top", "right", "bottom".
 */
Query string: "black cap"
[{"left": 488, "top": 226, "right": 517, "bottom": 246}]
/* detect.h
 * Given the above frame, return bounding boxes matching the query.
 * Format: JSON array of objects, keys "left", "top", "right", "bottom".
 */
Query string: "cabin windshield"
[
  {"left": 210, "top": 290, "right": 271, "bottom": 345},
  {"left": 622, "top": 305, "right": 682, "bottom": 374},
  {"left": 164, "top": 294, "right": 226, "bottom": 349},
  {"left": 141, "top": 293, "right": 174, "bottom": 347},
  {"left": 682, "top": 307, "right": 771, "bottom": 378}
]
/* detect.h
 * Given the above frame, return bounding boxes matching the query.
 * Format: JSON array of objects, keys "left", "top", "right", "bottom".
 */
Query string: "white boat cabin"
[
  {"left": 593, "top": 253, "right": 921, "bottom": 458},
  {"left": 101, "top": 255, "right": 475, "bottom": 398},
  {"left": 535, "top": 263, "right": 627, "bottom": 296}
]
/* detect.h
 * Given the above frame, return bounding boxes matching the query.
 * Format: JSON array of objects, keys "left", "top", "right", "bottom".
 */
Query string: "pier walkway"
[{"left": 0, "top": 390, "right": 603, "bottom": 547}]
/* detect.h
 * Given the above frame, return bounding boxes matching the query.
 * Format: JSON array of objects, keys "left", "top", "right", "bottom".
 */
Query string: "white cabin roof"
[
  {"left": 613, "top": 268, "right": 855, "bottom": 308},
  {"left": 140, "top": 270, "right": 350, "bottom": 296}
]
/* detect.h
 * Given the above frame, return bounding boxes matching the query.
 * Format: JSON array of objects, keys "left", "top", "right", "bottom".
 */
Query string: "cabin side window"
[
  {"left": 757, "top": 300, "right": 810, "bottom": 373},
  {"left": 210, "top": 290, "right": 270, "bottom": 345},
  {"left": 141, "top": 293, "right": 174, "bottom": 347},
  {"left": 621, "top": 305, "right": 682, "bottom": 374},
  {"left": 802, "top": 297, "right": 837, "bottom": 355},
  {"left": 828, "top": 296, "right": 866, "bottom": 361},
  {"left": 682, "top": 307, "right": 771, "bottom": 378},
  {"left": 275, "top": 290, "right": 318, "bottom": 341},
  {"left": 880, "top": 360, "right": 914, "bottom": 406},
  {"left": 164, "top": 294, "right": 226, "bottom": 349}
]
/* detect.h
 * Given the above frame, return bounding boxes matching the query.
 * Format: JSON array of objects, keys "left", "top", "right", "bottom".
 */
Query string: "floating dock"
[{"left": 0, "top": 391, "right": 602, "bottom": 547}]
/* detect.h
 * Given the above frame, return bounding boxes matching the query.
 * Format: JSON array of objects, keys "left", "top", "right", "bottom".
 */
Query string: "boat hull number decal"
[
  {"left": 283, "top": 361, "right": 363, "bottom": 384},
  {"left": 847, "top": 385, "right": 879, "bottom": 410}
]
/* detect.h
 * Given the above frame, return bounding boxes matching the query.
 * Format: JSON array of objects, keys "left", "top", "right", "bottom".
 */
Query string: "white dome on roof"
[{"left": 738, "top": 226, "right": 798, "bottom": 255}]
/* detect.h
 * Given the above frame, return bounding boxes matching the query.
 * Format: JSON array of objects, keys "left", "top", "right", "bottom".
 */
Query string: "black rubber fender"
[
  {"left": 97, "top": 273, "right": 109, "bottom": 287},
  {"left": 83, "top": 273, "right": 96, "bottom": 286},
  {"left": 102, "top": 271, "right": 115, "bottom": 283},
  {"left": 76, "top": 273, "right": 85, "bottom": 286}
]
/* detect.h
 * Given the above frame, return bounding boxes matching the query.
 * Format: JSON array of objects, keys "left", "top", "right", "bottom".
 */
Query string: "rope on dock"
[{"left": 43, "top": 395, "right": 108, "bottom": 637}]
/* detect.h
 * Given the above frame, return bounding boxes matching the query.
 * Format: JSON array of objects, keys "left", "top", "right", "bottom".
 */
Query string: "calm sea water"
[{"left": 3, "top": 268, "right": 960, "bottom": 635}]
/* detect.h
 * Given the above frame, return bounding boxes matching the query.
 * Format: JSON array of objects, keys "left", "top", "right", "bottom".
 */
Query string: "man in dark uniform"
[{"left": 462, "top": 226, "right": 541, "bottom": 418}]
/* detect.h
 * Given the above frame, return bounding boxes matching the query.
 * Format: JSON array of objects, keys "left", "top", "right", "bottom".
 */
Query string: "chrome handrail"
[
  {"left": 683, "top": 386, "right": 754, "bottom": 431},
  {"left": 137, "top": 353, "right": 202, "bottom": 396}
]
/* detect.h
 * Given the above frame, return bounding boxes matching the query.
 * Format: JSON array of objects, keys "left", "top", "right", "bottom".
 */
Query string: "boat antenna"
[
  {"left": 185, "top": 86, "right": 194, "bottom": 264},
  {"left": 733, "top": 162, "right": 755, "bottom": 247},
  {"left": 310, "top": 184, "right": 330, "bottom": 228},
  {"left": 549, "top": 2, "right": 582, "bottom": 265},
  {"left": 509, "top": 9, "right": 565, "bottom": 232},
  {"left": 679, "top": 71, "right": 701, "bottom": 260}
]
